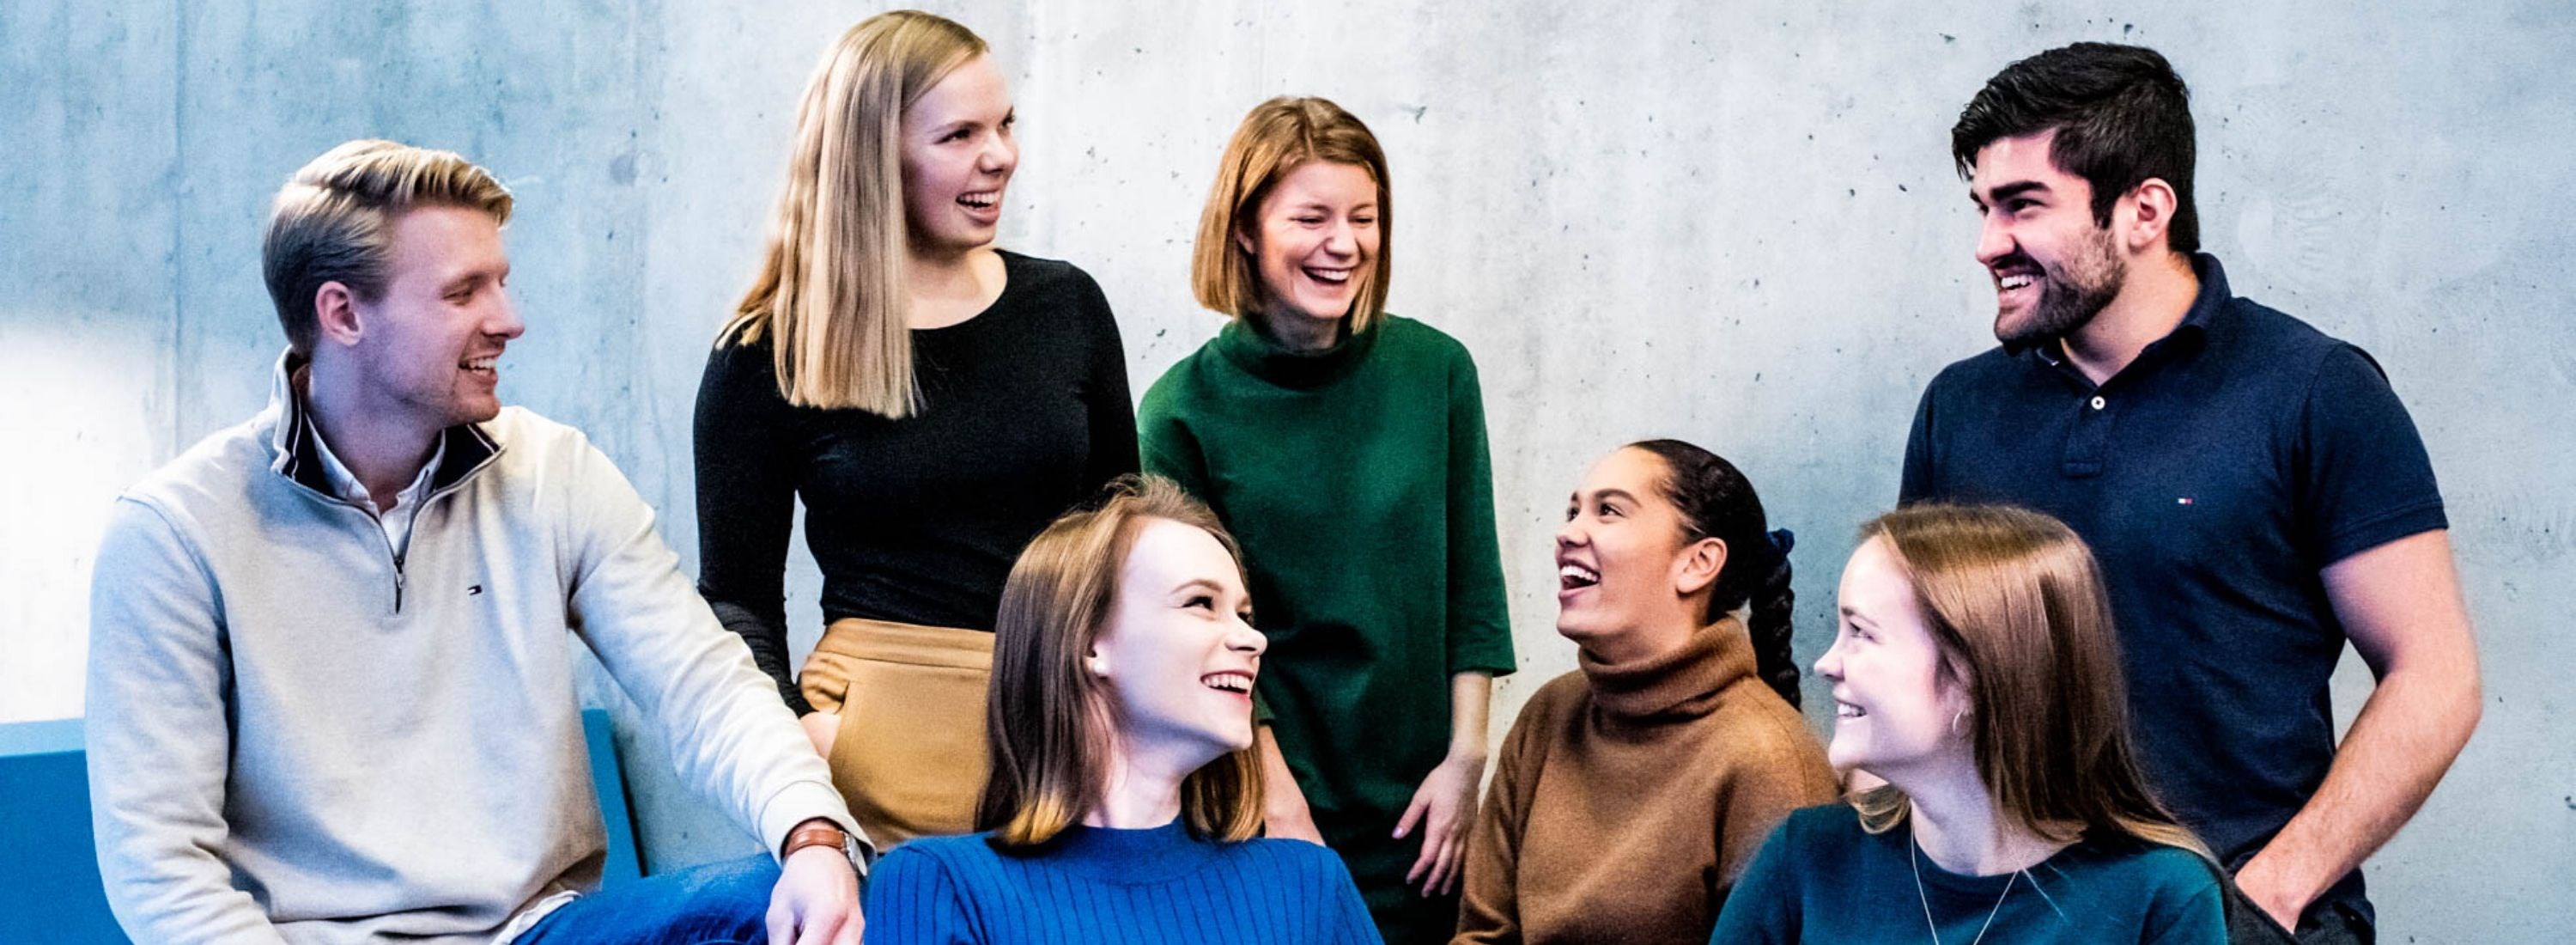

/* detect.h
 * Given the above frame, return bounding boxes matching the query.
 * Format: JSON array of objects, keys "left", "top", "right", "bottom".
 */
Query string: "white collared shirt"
[{"left": 308, "top": 422, "right": 445, "bottom": 558}]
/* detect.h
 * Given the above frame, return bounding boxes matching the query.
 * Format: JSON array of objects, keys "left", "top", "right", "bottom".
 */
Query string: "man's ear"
[
  {"left": 1674, "top": 537, "right": 1728, "bottom": 599},
  {"left": 313, "top": 282, "right": 365, "bottom": 348},
  {"left": 2121, "top": 178, "right": 2179, "bottom": 256}
]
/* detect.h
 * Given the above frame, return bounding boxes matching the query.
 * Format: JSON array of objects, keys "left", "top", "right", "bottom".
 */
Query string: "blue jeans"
[{"left": 517, "top": 854, "right": 779, "bottom": 945}]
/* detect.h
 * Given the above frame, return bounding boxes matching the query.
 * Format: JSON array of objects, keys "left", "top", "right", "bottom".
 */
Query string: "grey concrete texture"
[{"left": 5, "top": 1, "right": 2569, "bottom": 938}]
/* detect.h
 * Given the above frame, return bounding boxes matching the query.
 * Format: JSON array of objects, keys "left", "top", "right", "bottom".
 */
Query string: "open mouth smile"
[{"left": 1200, "top": 671, "right": 1255, "bottom": 696}]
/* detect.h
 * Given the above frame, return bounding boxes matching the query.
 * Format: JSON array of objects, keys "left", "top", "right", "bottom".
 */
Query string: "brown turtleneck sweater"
[{"left": 1453, "top": 616, "right": 1838, "bottom": 944}]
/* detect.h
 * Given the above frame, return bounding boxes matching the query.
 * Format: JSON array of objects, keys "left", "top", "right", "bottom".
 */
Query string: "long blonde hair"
[
  {"left": 723, "top": 10, "right": 987, "bottom": 417},
  {"left": 978, "top": 477, "right": 1267, "bottom": 848},
  {"left": 1190, "top": 96, "right": 1394, "bottom": 334},
  {"left": 1850, "top": 504, "right": 2211, "bottom": 860}
]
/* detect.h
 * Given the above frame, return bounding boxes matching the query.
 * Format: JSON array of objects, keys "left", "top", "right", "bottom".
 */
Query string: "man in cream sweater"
[{"left": 85, "top": 139, "right": 868, "bottom": 944}]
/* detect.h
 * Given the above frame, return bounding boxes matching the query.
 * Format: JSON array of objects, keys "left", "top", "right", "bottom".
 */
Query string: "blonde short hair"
[
  {"left": 978, "top": 477, "right": 1267, "bottom": 848},
  {"left": 1191, "top": 96, "right": 1393, "bottom": 334},
  {"left": 725, "top": 10, "right": 988, "bottom": 417},
  {"left": 262, "top": 139, "right": 513, "bottom": 355}
]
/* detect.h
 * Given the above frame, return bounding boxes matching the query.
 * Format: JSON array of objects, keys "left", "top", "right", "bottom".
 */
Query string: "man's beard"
[{"left": 1995, "top": 227, "right": 2125, "bottom": 348}]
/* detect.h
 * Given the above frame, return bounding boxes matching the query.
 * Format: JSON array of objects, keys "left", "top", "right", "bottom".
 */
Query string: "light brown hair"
[
  {"left": 724, "top": 10, "right": 988, "bottom": 417},
  {"left": 262, "top": 139, "right": 514, "bottom": 356},
  {"left": 1190, "top": 96, "right": 1393, "bottom": 333},
  {"left": 1851, "top": 504, "right": 2210, "bottom": 858},
  {"left": 978, "top": 476, "right": 1267, "bottom": 848}
]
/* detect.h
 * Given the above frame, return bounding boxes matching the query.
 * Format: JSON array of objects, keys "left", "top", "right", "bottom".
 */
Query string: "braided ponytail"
[{"left": 1625, "top": 440, "right": 1801, "bottom": 708}]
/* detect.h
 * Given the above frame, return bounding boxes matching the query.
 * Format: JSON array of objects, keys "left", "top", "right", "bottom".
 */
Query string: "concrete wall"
[{"left": 6, "top": 1, "right": 2569, "bottom": 938}]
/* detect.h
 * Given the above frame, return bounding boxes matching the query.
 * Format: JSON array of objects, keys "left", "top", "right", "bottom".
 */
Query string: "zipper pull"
[{"left": 394, "top": 569, "right": 405, "bottom": 614}]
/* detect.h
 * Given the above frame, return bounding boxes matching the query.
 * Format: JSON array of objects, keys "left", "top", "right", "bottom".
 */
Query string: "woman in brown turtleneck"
[{"left": 1453, "top": 441, "right": 1838, "bottom": 945}]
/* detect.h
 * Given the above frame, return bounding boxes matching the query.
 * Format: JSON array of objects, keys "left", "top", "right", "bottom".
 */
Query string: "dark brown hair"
[
  {"left": 1625, "top": 440, "right": 1800, "bottom": 707},
  {"left": 1952, "top": 42, "right": 2199, "bottom": 254}
]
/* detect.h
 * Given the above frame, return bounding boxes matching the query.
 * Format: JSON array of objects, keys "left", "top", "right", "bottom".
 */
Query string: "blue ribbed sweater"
[{"left": 863, "top": 820, "right": 1382, "bottom": 944}]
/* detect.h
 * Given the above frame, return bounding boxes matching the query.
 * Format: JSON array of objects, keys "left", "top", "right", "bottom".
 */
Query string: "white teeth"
[
  {"left": 1998, "top": 274, "right": 2033, "bottom": 290},
  {"left": 958, "top": 192, "right": 998, "bottom": 208},
  {"left": 1201, "top": 672, "right": 1253, "bottom": 693},
  {"left": 1558, "top": 564, "right": 1598, "bottom": 584},
  {"left": 1306, "top": 267, "right": 1351, "bottom": 284},
  {"left": 461, "top": 357, "right": 496, "bottom": 371},
  {"left": 1835, "top": 702, "right": 1866, "bottom": 719}
]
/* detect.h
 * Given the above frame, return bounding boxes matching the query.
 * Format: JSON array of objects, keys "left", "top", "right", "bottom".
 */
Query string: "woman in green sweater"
[
  {"left": 1710, "top": 505, "right": 2226, "bottom": 943},
  {"left": 1138, "top": 96, "right": 1514, "bottom": 943}
]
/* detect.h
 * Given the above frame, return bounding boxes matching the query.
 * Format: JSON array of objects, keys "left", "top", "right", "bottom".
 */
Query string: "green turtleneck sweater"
[
  {"left": 1139, "top": 314, "right": 1516, "bottom": 942},
  {"left": 1456, "top": 617, "right": 1838, "bottom": 945}
]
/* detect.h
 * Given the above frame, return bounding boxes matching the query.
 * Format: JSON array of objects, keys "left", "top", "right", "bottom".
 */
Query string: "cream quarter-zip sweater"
[{"left": 84, "top": 352, "right": 857, "bottom": 944}]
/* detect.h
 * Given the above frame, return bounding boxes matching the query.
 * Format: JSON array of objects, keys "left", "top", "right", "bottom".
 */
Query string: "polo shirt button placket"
[{"left": 2090, "top": 395, "right": 2107, "bottom": 410}]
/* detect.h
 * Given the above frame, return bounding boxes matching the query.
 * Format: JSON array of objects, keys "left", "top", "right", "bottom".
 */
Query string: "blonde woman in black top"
[{"left": 694, "top": 9, "right": 1135, "bottom": 849}]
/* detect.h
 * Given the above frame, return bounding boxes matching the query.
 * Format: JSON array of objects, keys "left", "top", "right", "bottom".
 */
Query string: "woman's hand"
[
  {"left": 1394, "top": 748, "right": 1485, "bottom": 895},
  {"left": 799, "top": 710, "right": 840, "bottom": 759}
]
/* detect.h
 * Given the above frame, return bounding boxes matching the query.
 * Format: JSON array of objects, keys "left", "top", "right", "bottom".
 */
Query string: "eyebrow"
[
  {"left": 1170, "top": 577, "right": 1224, "bottom": 597},
  {"left": 1977, "top": 180, "right": 2050, "bottom": 204},
  {"left": 1588, "top": 489, "right": 1641, "bottom": 505}
]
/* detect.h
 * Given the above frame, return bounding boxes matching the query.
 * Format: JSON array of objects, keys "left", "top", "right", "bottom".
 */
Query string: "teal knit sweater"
[{"left": 1710, "top": 804, "right": 2227, "bottom": 943}]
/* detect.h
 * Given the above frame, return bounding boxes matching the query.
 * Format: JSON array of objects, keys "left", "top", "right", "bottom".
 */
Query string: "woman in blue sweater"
[
  {"left": 864, "top": 477, "right": 1381, "bottom": 944},
  {"left": 1711, "top": 505, "right": 2225, "bottom": 943}
]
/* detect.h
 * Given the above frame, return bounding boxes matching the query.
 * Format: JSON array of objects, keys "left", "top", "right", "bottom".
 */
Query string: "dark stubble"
[{"left": 1994, "top": 223, "right": 2126, "bottom": 348}]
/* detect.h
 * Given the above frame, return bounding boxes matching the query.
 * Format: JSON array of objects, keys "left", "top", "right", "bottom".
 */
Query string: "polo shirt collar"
[{"left": 2024, "top": 252, "right": 2232, "bottom": 376}]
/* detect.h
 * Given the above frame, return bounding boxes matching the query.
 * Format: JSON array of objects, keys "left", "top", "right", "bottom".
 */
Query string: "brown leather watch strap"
[{"left": 781, "top": 820, "right": 848, "bottom": 860}]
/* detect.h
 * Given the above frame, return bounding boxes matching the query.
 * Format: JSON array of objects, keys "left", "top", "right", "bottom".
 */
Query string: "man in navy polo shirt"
[{"left": 1899, "top": 44, "right": 2481, "bottom": 944}]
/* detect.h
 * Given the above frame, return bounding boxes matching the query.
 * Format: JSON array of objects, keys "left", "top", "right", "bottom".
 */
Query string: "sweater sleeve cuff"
[{"left": 757, "top": 780, "right": 873, "bottom": 873}]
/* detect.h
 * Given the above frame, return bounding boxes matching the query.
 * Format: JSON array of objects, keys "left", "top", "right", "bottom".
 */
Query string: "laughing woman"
[
  {"left": 696, "top": 10, "right": 1136, "bottom": 849},
  {"left": 1709, "top": 505, "right": 2225, "bottom": 943},
  {"left": 1454, "top": 442, "right": 1837, "bottom": 944},
  {"left": 863, "top": 479, "right": 1380, "bottom": 944},
  {"left": 1138, "top": 96, "right": 1514, "bottom": 942}
]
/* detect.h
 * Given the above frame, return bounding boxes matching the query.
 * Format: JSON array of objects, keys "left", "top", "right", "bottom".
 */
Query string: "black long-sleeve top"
[{"left": 694, "top": 251, "right": 1139, "bottom": 713}]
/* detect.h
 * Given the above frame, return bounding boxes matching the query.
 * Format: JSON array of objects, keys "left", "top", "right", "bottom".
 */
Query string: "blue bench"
[{"left": 0, "top": 708, "right": 644, "bottom": 942}]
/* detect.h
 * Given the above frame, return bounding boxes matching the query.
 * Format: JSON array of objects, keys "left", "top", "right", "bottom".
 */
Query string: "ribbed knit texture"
[
  {"left": 1455, "top": 617, "right": 1837, "bottom": 944},
  {"left": 864, "top": 821, "right": 1382, "bottom": 944},
  {"left": 1139, "top": 314, "right": 1513, "bottom": 942}
]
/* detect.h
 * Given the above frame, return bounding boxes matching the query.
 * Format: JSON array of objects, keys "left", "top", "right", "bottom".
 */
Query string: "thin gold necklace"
[{"left": 1911, "top": 834, "right": 2015, "bottom": 945}]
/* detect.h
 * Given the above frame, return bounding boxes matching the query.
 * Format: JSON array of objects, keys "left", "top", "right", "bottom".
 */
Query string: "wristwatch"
[{"left": 782, "top": 819, "right": 873, "bottom": 877}]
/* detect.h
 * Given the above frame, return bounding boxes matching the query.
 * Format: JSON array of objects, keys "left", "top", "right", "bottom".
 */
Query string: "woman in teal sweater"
[
  {"left": 1710, "top": 505, "right": 2225, "bottom": 943},
  {"left": 1138, "top": 96, "right": 1514, "bottom": 943}
]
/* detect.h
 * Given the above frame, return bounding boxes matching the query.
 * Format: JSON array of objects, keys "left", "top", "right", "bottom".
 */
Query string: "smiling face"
[
  {"left": 1237, "top": 160, "right": 1381, "bottom": 334},
  {"left": 1555, "top": 448, "right": 1719, "bottom": 657},
  {"left": 345, "top": 204, "right": 521, "bottom": 433},
  {"left": 900, "top": 53, "right": 1018, "bottom": 256},
  {"left": 1090, "top": 518, "right": 1267, "bottom": 767},
  {"left": 1969, "top": 130, "right": 2128, "bottom": 347},
  {"left": 1814, "top": 536, "right": 1971, "bottom": 780}
]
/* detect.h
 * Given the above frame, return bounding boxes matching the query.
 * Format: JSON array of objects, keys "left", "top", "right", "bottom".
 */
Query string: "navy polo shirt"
[{"left": 1899, "top": 254, "right": 2445, "bottom": 925}]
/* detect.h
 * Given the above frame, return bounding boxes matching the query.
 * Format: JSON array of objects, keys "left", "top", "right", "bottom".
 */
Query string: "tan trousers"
[{"left": 799, "top": 618, "right": 993, "bottom": 848}]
